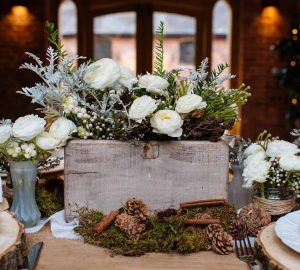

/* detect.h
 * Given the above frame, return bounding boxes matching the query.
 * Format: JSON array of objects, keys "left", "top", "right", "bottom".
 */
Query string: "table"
[{"left": 27, "top": 224, "right": 248, "bottom": 270}]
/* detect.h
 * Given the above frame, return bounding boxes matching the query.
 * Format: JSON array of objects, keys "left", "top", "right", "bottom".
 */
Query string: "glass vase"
[
  {"left": 9, "top": 160, "right": 41, "bottom": 228},
  {"left": 228, "top": 164, "right": 253, "bottom": 209}
]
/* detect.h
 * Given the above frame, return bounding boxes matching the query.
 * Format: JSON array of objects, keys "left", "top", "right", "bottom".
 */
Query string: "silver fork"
[{"left": 235, "top": 236, "right": 260, "bottom": 270}]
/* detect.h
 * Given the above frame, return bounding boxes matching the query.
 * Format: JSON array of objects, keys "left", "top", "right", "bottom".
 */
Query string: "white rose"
[
  {"left": 118, "top": 65, "right": 137, "bottom": 89},
  {"left": 138, "top": 74, "right": 169, "bottom": 95},
  {"left": 279, "top": 155, "right": 300, "bottom": 171},
  {"left": 49, "top": 117, "right": 76, "bottom": 144},
  {"left": 150, "top": 110, "right": 183, "bottom": 137},
  {"left": 12, "top": 115, "right": 45, "bottom": 141},
  {"left": 244, "top": 143, "right": 264, "bottom": 158},
  {"left": 266, "top": 140, "right": 299, "bottom": 158},
  {"left": 242, "top": 159, "right": 271, "bottom": 187},
  {"left": 175, "top": 94, "right": 207, "bottom": 114},
  {"left": 129, "top": 96, "right": 158, "bottom": 123},
  {"left": 36, "top": 132, "right": 60, "bottom": 150},
  {"left": 84, "top": 58, "right": 121, "bottom": 89},
  {"left": 243, "top": 151, "right": 267, "bottom": 167},
  {"left": 0, "top": 124, "right": 12, "bottom": 144}
]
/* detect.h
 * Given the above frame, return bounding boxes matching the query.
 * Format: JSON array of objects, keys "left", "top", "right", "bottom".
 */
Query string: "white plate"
[{"left": 275, "top": 210, "right": 300, "bottom": 253}]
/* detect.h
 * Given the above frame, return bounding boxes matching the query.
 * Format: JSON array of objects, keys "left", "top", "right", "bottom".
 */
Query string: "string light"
[
  {"left": 290, "top": 60, "right": 296, "bottom": 67},
  {"left": 291, "top": 98, "right": 298, "bottom": 105},
  {"left": 292, "top": 28, "right": 298, "bottom": 35}
]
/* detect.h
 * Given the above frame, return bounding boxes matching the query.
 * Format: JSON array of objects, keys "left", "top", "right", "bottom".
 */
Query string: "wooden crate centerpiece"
[{"left": 64, "top": 140, "right": 229, "bottom": 221}]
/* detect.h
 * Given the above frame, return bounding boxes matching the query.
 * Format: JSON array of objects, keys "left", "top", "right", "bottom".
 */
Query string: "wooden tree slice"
[
  {"left": 0, "top": 198, "right": 9, "bottom": 212},
  {"left": 0, "top": 211, "right": 28, "bottom": 270},
  {"left": 255, "top": 223, "right": 300, "bottom": 270}
]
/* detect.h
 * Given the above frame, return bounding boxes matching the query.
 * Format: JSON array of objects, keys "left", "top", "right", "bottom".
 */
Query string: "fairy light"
[
  {"left": 291, "top": 98, "right": 298, "bottom": 105},
  {"left": 292, "top": 28, "right": 298, "bottom": 35},
  {"left": 290, "top": 60, "right": 296, "bottom": 67}
]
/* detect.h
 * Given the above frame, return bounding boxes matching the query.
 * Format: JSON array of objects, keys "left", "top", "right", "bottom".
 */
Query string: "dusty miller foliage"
[{"left": 18, "top": 47, "right": 89, "bottom": 117}]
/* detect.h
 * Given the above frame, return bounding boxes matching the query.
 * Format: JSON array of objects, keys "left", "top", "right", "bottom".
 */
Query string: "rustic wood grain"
[
  {"left": 0, "top": 211, "right": 27, "bottom": 270},
  {"left": 255, "top": 223, "right": 300, "bottom": 270},
  {"left": 27, "top": 224, "right": 248, "bottom": 270},
  {"left": 64, "top": 140, "right": 229, "bottom": 221}
]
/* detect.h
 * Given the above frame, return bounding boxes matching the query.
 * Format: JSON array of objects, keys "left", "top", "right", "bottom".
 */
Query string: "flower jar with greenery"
[
  {"left": 0, "top": 115, "right": 75, "bottom": 227},
  {"left": 242, "top": 131, "right": 300, "bottom": 215}
]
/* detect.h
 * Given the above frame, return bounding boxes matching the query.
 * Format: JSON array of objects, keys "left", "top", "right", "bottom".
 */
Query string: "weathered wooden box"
[{"left": 64, "top": 140, "right": 229, "bottom": 221}]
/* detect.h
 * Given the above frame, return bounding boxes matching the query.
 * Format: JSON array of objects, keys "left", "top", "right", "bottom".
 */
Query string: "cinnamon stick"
[
  {"left": 93, "top": 210, "right": 120, "bottom": 234},
  {"left": 180, "top": 199, "right": 226, "bottom": 209},
  {"left": 184, "top": 218, "right": 220, "bottom": 225}
]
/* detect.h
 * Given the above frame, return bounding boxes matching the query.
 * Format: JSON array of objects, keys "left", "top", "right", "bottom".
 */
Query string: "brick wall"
[
  {"left": 0, "top": 0, "right": 46, "bottom": 120},
  {"left": 240, "top": 0, "right": 299, "bottom": 139}
]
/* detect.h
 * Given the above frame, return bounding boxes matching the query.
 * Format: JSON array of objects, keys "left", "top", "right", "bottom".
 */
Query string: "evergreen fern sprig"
[
  {"left": 153, "top": 21, "right": 165, "bottom": 76},
  {"left": 207, "top": 63, "right": 229, "bottom": 87},
  {"left": 45, "top": 21, "right": 67, "bottom": 59}
]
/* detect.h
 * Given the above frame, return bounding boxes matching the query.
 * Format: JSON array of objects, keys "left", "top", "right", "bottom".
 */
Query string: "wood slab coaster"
[
  {"left": 0, "top": 198, "right": 9, "bottom": 212},
  {"left": 255, "top": 223, "right": 300, "bottom": 270},
  {"left": 0, "top": 211, "right": 27, "bottom": 269}
]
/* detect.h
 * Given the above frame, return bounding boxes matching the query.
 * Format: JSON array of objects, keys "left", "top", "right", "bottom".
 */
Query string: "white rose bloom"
[
  {"left": 150, "top": 110, "right": 183, "bottom": 137},
  {"left": 242, "top": 159, "right": 271, "bottom": 188},
  {"left": 0, "top": 124, "right": 12, "bottom": 144},
  {"left": 49, "top": 117, "right": 77, "bottom": 144},
  {"left": 244, "top": 143, "right": 264, "bottom": 157},
  {"left": 13, "top": 115, "right": 45, "bottom": 141},
  {"left": 36, "top": 132, "right": 60, "bottom": 150},
  {"left": 266, "top": 140, "right": 299, "bottom": 158},
  {"left": 279, "top": 155, "right": 300, "bottom": 171},
  {"left": 243, "top": 151, "right": 267, "bottom": 167},
  {"left": 84, "top": 58, "right": 121, "bottom": 89},
  {"left": 118, "top": 65, "right": 137, "bottom": 89},
  {"left": 138, "top": 74, "right": 169, "bottom": 95},
  {"left": 128, "top": 95, "right": 158, "bottom": 123},
  {"left": 175, "top": 94, "right": 207, "bottom": 114}
]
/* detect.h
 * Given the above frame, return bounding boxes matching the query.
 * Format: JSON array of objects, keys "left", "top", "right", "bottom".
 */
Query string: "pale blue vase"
[{"left": 10, "top": 160, "right": 41, "bottom": 228}]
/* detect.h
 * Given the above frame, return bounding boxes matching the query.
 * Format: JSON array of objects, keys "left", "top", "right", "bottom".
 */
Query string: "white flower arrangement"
[
  {"left": 17, "top": 22, "right": 250, "bottom": 142},
  {"left": 0, "top": 115, "right": 76, "bottom": 161},
  {"left": 242, "top": 131, "right": 300, "bottom": 198}
]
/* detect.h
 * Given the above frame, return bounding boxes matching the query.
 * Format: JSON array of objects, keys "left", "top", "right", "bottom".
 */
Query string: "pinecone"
[
  {"left": 212, "top": 231, "right": 234, "bottom": 255},
  {"left": 191, "top": 109, "right": 204, "bottom": 118},
  {"left": 229, "top": 219, "right": 248, "bottom": 240},
  {"left": 204, "top": 224, "right": 224, "bottom": 241},
  {"left": 124, "top": 198, "right": 148, "bottom": 221},
  {"left": 115, "top": 213, "right": 146, "bottom": 239},
  {"left": 239, "top": 203, "right": 271, "bottom": 236}
]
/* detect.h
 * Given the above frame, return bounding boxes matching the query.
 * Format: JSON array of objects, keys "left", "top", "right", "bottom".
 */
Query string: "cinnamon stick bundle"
[
  {"left": 93, "top": 210, "right": 120, "bottom": 234},
  {"left": 184, "top": 218, "right": 220, "bottom": 225},
  {"left": 180, "top": 199, "right": 226, "bottom": 209}
]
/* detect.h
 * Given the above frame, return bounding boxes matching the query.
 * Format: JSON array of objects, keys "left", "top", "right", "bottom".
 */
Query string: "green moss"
[
  {"left": 177, "top": 227, "right": 208, "bottom": 254},
  {"left": 35, "top": 179, "right": 64, "bottom": 217},
  {"left": 75, "top": 203, "right": 236, "bottom": 256},
  {"left": 184, "top": 203, "right": 237, "bottom": 231}
]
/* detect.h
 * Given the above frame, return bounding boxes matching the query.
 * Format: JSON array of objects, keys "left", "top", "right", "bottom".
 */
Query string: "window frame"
[{"left": 52, "top": 0, "right": 239, "bottom": 89}]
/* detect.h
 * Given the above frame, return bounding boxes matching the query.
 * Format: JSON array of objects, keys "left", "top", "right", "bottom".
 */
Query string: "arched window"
[
  {"left": 58, "top": 0, "right": 78, "bottom": 59},
  {"left": 153, "top": 12, "right": 196, "bottom": 71},
  {"left": 93, "top": 12, "right": 137, "bottom": 72},
  {"left": 54, "top": 0, "right": 236, "bottom": 77},
  {"left": 212, "top": 0, "right": 232, "bottom": 86}
]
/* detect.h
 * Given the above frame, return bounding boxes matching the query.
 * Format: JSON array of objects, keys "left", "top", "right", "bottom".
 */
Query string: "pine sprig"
[
  {"left": 45, "top": 21, "right": 67, "bottom": 59},
  {"left": 153, "top": 21, "right": 165, "bottom": 76},
  {"left": 207, "top": 63, "right": 229, "bottom": 87}
]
